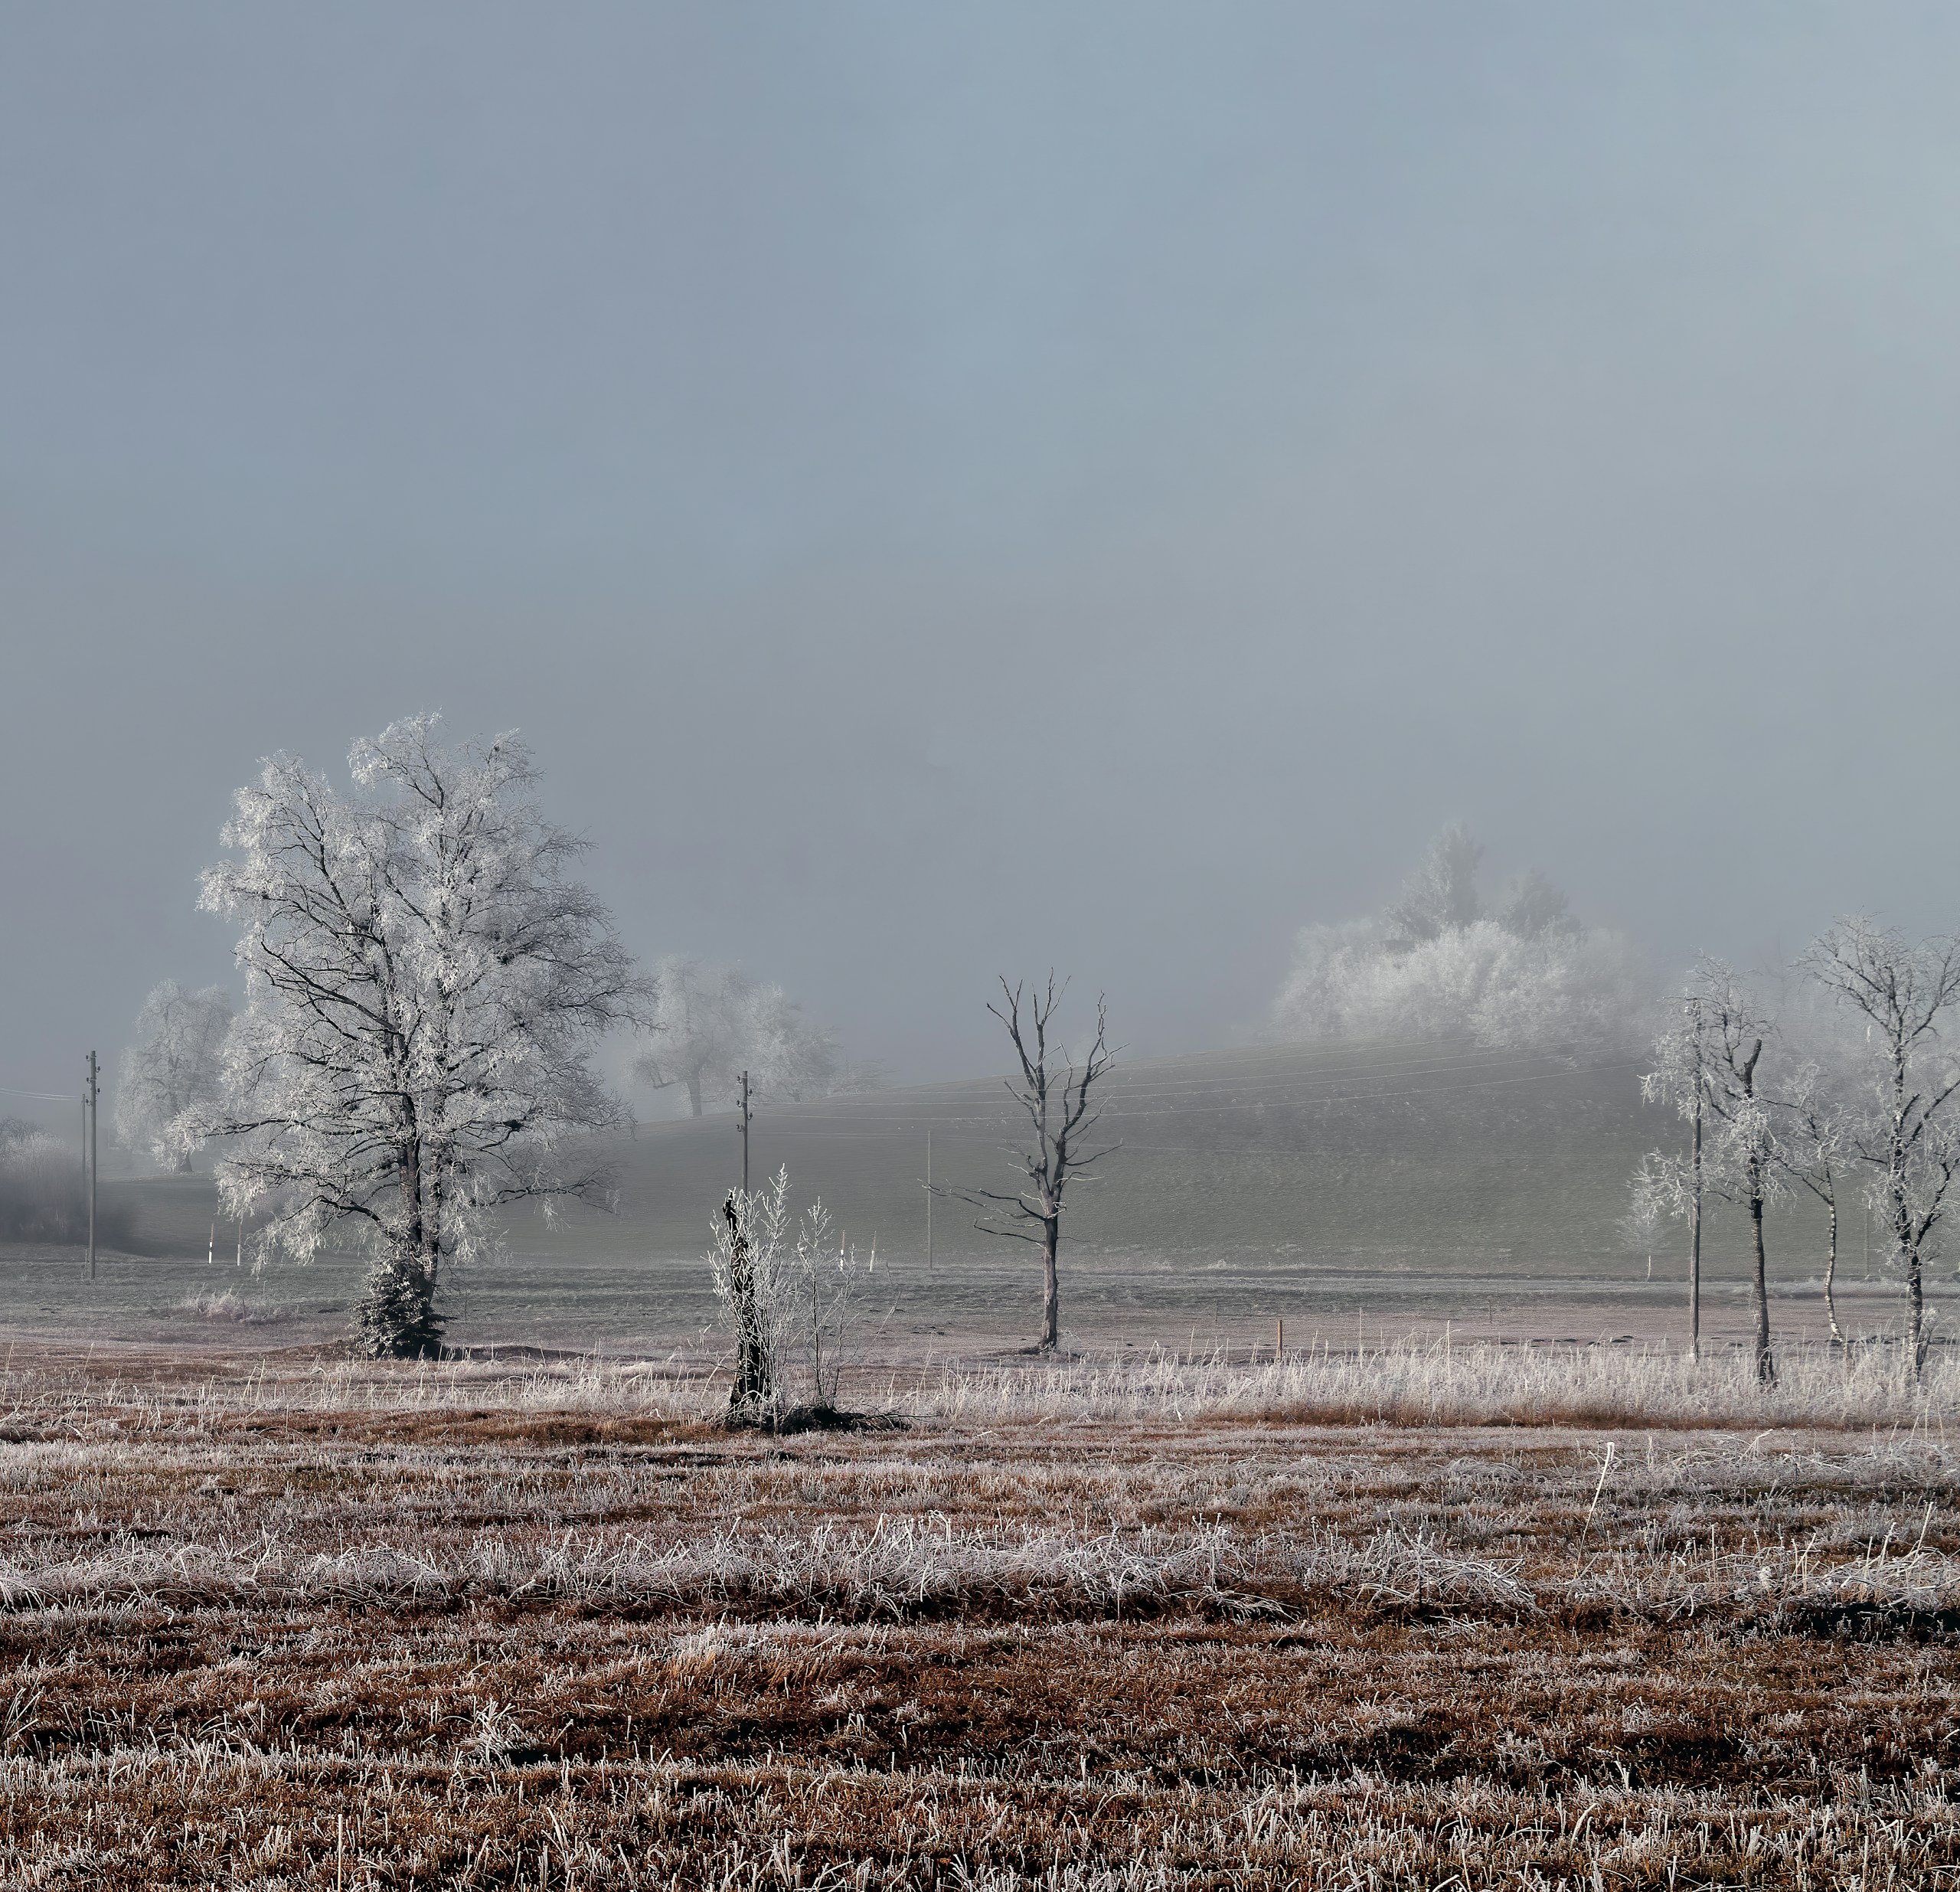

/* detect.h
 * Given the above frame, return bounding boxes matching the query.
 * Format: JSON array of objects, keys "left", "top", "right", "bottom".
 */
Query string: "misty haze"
[{"left": 5, "top": 8, "right": 1960, "bottom": 1887}]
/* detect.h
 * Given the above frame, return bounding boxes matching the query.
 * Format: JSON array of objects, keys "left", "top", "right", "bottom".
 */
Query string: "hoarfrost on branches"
[
  {"left": 180, "top": 715, "right": 650, "bottom": 1358},
  {"left": 710, "top": 1165, "right": 871, "bottom": 1423},
  {"left": 633, "top": 957, "right": 871, "bottom": 1117},
  {"left": 1642, "top": 957, "right": 1784, "bottom": 1381},
  {"left": 112, "top": 980, "right": 234, "bottom": 1171},
  {"left": 1272, "top": 827, "right": 1648, "bottom": 1054},
  {"left": 1800, "top": 917, "right": 1960, "bottom": 1374}
]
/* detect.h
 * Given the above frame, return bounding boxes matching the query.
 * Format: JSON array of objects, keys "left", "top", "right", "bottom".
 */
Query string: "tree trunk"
[
  {"left": 1689, "top": 1103, "right": 1702, "bottom": 1364},
  {"left": 354, "top": 1132, "right": 443, "bottom": 1358},
  {"left": 354, "top": 1245, "right": 442, "bottom": 1358},
  {"left": 688, "top": 1073, "right": 704, "bottom": 1118},
  {"left": 175, "top": 1152, "right": 194, "bottom": 1174},
  {"left": 1749, "top": 1188, "right": 1774, "bottom": 1385},
  {"left": 1823, "top": 1194, "right": 1844, "bottom": 1347},
  {"left": 1040, "top": 1215, "right": 1060, "bottom": 1351},
  {"left": 1902, "top": 1202, "right": 1926, "bottom": 1379},
  {"left": 724, "top": 1194, "right": 770, "bottom": 1420}
]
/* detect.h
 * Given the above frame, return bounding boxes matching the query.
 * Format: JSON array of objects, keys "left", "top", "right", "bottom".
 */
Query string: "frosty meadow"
[{"left": 2, "top": 718, "right": 1960, "bottom": 1887}]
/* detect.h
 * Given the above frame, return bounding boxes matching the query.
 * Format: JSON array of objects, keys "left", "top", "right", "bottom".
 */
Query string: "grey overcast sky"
[{"left": 4, "top": 3, "right": 1960, "bottom": 1100}]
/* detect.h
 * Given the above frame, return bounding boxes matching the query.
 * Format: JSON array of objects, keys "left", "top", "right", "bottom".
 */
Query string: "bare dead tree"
[{"left": 946, "top": 975, "right": 1116, "bottom": 1352}]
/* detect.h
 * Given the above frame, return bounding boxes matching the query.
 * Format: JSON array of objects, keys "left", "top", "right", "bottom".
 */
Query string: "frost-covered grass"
[
  {"left": 907, "top": 1333, "right": 1960, "bottom": 1428},
  {"left": 171, "top": 1289, "right": 289, "bottom": 1325},
  {"left": 2, "top": 1345, "right": 1958, "bottom": 1884},
  {"left": 18, "top": 1332, "right": 1946, "bottom": 1431}
]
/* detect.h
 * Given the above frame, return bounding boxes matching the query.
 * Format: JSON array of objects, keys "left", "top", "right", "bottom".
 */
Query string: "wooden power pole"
[{"left": 738, "top": 1069, "right": 751, "bottom": 1199}]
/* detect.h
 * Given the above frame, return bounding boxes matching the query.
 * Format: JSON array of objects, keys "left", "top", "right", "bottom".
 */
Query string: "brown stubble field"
[{"left": 2, "top": 1348, "right": 1959, "bottom": 1887}]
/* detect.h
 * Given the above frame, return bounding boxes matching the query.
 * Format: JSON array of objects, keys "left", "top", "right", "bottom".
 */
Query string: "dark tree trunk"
[
  {"left": 724, "top": 1194, "right": 771, "bottom": 1420},
  {"left": 1689, "top": 1104, "right": 1702, "bottom": 1364},
  {"left": 1823, "top": 1194, "right": 1844, "bottom": 1347},
  {"left": 1749, "top": 1188, "right": 1774, "bottom": 1384},
  {"left": 354, "top": 1130, "right": 443, "bottom": 1358},
  {"left": 354, "top": 1247, "right": 443, "bottom": 1358},
  {"left": 1040, "top": 1214, "right": 1060, "bottom": 1351},
  {"left": 1900, "top": 1194, "right": 1926, "bottom": 1377}
]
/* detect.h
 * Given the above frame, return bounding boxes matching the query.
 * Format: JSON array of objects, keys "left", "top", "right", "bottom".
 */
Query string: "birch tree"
[
  {"left": 946, "top": 976, "right": 1116, "bottom": 1352},
  {"left": 1801, "top": 919, "right": 1960, "bottom": 1374},
  {"left": 1644, "top": 959, "right": 1785, "bottom": 1377},
  {"left": 1677, "top": 959, "right": 1784, "bottom": 1383},
  {"left": 113, "top": 981, "right": 235, "bottom": 1171},
  {"left": 1641, "top": 984, "right": 1713, "bottom": 1362},
  {"left": 180, "top": 717, "right": 649, "bottom": 1357},
  {"left": 1777, "top": 1060, "right": 1852, "bottom": 1346}
]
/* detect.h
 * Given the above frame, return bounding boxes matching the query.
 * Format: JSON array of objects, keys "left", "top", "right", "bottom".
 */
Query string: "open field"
[{"left": 1, "top": 1345, "right": 1958, "bottom": 1887}]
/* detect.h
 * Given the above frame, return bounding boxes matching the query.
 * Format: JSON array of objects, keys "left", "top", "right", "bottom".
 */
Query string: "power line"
[
  {"left": 730, "top": 1055, "right": 1636, "bottom": 1127},
  {"left": 800, "top": 1037, "right": 1532, "bottom": 1107},
  {"left": 639, "top": 1060, "right": 1643, "bottom": 1144}
]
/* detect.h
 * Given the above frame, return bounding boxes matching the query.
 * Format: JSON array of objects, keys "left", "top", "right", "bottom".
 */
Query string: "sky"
[{"left": 5, "top": 3, "right": 1960, "bottom": 1109}]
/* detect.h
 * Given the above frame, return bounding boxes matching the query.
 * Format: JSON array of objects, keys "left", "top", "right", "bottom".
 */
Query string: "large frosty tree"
[
  {"left": 181, "top": 717, "right": 648, "bottom": 1357},
  {"left": 1272, "top": 825, "right": 1646, "bottom": 1053},
  {"left": 113, "top": 980, "right": 234, "bottom": 1170}
]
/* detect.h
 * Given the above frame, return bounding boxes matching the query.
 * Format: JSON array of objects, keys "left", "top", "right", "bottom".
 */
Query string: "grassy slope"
[
  {"left": 535, "top": 1036, "right": 1794, "bottom": 1274},
  {"left": 104, "top": 1037, "right": 1688, "bottom": 1267}
]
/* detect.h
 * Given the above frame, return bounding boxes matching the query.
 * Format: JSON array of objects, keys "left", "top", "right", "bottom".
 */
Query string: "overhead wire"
[{"left": 738, "top": 1054, "right": 1630, "bottom": 1126}]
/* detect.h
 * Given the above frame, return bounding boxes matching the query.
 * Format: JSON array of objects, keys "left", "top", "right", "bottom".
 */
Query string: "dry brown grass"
[{"left": 0, "top": 1347, "right": 1957, "bottom": 1886}]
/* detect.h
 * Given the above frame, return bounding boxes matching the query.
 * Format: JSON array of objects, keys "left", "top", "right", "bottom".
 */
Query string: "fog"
[{"left": 5, "top": 5, "right": 1960, "bottom": 1107}]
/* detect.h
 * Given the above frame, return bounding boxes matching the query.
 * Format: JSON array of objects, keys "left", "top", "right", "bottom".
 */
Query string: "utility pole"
[
  {"left": 85, "top": 1051, "right": 97, "bottom": 1283},
  {"left": 738, "top": 1069, "right": 751, "bottom": 1199},
  {"left": 925, "top": 1127, "right": 933, "bottom": 1277}
]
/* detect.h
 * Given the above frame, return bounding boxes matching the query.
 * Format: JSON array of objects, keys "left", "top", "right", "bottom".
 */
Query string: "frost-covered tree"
[
  {"left": 1640, "top": 993, "right": 1708, "bottom": 1363},
  {"left": 179, "top": 717, "right": 649, "bottom": 1358},
  {"left": 1273, "top": 826, "right": 1647, "bottom": 1054},
  {"left": 1801, "top": 919, "right": 1960, "bottom": 1374},
  {"left": 633, "top": 957, "right": 864, "bottom": 1115},
  {"left": 634, "top": 957, "right": 746, "bottom": 1116},
  {"left": 1619, "top": 1155, "right": 1674, "bottom": 1281},
  {"left": 710, "top": 1165, "right": 871, "bottom": 1424},
  {"left": 1643, "top": 958, "right": 1782, "bottom": 1382},
  {"left": 1497, "top": 868, "right": 1579, "bottom": 942},
  {"left": 1386, "top": 823, "right": 1485, "bottom": 944},
  {"left": 1777, "top": 1059, "right": 1852, "bottom": 1346},
  {"left": 112, "top": 981, "right": 234, "bottom": 1171}
]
